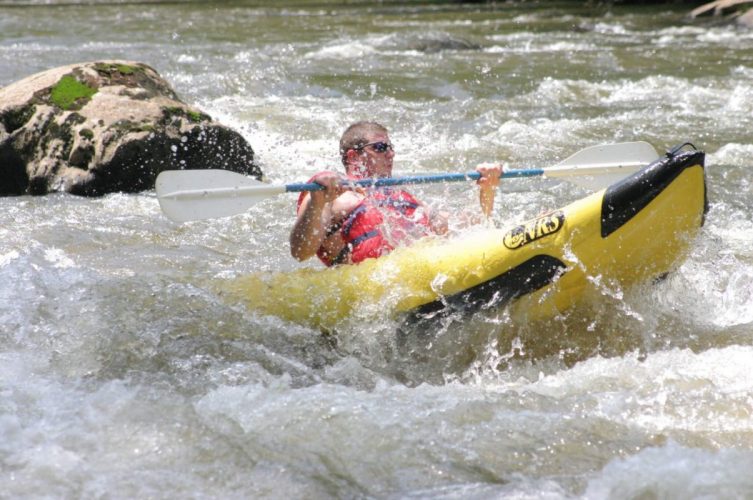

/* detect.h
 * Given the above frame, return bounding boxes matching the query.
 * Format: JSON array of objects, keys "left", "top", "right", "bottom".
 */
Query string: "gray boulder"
[{"left": 0, "top": 61, "right": 261, "bottom": 196}]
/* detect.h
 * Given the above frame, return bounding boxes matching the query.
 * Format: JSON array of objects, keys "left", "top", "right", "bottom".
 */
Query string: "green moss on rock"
[
  {"left": 187, "top": 110, "right": 207, "bottom": 123},
  {"left": 50, "top": 76, "right": 97, "bottom": 111},
  {"left": 116, "top": 64, "right": 137, "bottom": 75},
  {"left": 94, "top": 62, "right": 139, "bottom": 76},
  {"left": 161, "top": 106, "right": 211, "bottom": 125},
  {"left": 112, "top": 119, "right": 156, "bottom": 134}
]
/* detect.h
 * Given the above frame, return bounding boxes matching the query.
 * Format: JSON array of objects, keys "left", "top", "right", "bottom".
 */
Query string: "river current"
[{"left": 2, "top": 1, "right": 753, "bottom": 498}]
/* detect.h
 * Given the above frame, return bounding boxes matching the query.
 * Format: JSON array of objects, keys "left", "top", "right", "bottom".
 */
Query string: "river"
[{"left": 2, "top": 1, "right": 753, "bottom": 498}]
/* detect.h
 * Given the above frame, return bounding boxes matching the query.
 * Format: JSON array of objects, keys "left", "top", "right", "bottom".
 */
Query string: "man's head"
[{"left": 339, "top": 121, "right": 395, "bottom": 178}]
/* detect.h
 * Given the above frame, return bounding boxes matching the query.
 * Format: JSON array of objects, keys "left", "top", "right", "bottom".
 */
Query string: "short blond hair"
[{"left": 339, "top": 121, "right": 388, "bottom": 165}]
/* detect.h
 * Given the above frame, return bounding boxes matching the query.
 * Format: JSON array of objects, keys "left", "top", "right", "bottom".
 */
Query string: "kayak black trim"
[
  {"left": 409, "top": 254, "right": 567, "bottom": 318},
  {"left": 601, "top": 149, "right": 707, "bottom": 238}
]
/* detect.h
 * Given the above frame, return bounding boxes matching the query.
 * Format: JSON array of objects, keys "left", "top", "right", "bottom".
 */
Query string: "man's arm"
[
  {"left": 290, "top": 192, "right": 331, "bottom": 261},
  {"left": 289, "top": 173, "right": 341, "bottom": 261}
]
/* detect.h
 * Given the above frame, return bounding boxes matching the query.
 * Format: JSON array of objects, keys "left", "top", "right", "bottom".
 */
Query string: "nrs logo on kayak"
[{"left": 503, "top": 211, "right": 565, "bottom": 250}]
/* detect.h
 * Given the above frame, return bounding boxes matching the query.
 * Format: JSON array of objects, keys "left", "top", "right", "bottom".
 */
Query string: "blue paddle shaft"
[{"left": 284, "top": 169, "right": 545, "bottom": 193}]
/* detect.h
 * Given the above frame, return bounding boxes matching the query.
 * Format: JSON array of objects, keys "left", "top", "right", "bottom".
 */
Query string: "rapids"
[{"left": 2, "top": 1, "right": 753, "bottom": 497}]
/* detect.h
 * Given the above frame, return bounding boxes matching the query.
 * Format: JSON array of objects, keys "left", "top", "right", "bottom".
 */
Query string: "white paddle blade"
[
  {"left": 156, "top": 169, "right": 281, "bottom": 223},
  {"left": 545, "top": 141, "right": 660, "bottom": 191}
]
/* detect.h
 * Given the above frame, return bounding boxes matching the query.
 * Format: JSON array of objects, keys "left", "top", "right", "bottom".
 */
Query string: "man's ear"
[
  {"left": 345, "top": 148, "right": 361, "bottom": 164},
  {"left": 344, "top": 149, "right": 365, "bottom": 175}
]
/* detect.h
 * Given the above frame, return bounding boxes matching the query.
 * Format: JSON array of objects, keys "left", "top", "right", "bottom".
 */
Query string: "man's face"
[{"left": 353, "top": 131, "right": 395, "bottom": 178}]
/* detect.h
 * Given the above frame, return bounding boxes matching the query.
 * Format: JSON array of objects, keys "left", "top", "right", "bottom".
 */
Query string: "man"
[{"left": 290, "top": 121, "right": 502, "bottom": 266}]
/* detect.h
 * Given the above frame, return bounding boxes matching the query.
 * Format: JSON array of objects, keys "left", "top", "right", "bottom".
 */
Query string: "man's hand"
[
  {"left": 476, "top": 162, "right": 504, "bottom": 218},
  {"left": 309, "top": 171, "right": 344, "bottom": 206},
  {"left": 476, "top": 162, "right": 503, "bottom": 188}
]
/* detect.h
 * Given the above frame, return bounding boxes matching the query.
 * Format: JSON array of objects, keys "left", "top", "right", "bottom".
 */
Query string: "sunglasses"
[{"left": 357, "top": 141, "right": 394, "bottom": 154}]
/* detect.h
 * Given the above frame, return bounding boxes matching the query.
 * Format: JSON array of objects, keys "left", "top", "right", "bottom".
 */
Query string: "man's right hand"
[{"left": 309, "top": 171, "right": 344, "bottom": 205}]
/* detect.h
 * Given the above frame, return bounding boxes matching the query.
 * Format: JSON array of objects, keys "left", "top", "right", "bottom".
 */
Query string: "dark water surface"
[{"left": 2, "top": 1, "right": 753, "bottom": 498}]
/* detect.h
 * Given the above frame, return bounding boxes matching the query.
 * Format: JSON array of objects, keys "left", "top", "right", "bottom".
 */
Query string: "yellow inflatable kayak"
[{"left": 223, "top": 148, "right": 706, "bottom": 330}]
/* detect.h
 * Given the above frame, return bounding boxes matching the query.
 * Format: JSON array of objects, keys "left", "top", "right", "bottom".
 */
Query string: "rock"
[{"left": 0, "top": 61, "right": 261, "bottom": 196}]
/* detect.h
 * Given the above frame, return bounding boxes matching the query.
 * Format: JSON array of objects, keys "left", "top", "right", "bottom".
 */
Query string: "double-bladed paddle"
[{"left": 156, "top": 141, "right": 658, "bottom": 223}]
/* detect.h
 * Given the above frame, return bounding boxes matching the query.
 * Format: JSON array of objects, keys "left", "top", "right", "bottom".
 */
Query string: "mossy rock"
[
  {"left": 50, "top": 76, "right": 98, "bottom": 111},
  {"left": 0, "top": 60, "right": 261, "bottom": 196}
]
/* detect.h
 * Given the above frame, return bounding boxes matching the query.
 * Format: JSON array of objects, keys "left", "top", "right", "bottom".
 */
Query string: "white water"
[{"left": 2, "top": 2, "right": 753, "bottom": 497}]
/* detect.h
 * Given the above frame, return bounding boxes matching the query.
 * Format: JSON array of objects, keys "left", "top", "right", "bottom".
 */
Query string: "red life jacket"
[{"left": 296, "top": 172, "right": 433, "bottom": 266}]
